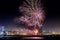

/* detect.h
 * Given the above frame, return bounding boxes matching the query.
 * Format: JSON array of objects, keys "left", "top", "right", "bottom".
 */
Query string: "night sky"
[{"left": 0, "top": 0, "right": 60, "bottom": 31}]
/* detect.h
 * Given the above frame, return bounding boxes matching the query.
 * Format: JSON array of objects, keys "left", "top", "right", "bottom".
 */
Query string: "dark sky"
[
  {"left": 0, "top": 0, "right": 19, "bottom": 25},
  {"left": 42, "top": 0, "right": 60, "bottom": 32},
  {"left": 44, "top": 0, "right": 60, "bottom": 18},
  {"left": 0, "top": 0, "right": 60, "bottom": 31}
]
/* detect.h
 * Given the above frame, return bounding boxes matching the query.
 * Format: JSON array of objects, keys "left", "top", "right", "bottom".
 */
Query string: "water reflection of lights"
[{"left": 23, "top": 37, "right": 44, "bottom": 39}]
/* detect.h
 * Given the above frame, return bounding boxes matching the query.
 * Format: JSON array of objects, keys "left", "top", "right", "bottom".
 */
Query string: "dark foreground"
[{"left": 0, "top": 35, "right": 60, "bottom": 40}]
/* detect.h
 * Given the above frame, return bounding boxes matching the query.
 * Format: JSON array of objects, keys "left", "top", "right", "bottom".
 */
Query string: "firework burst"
[{"left": 16, "top": 0, "right": 45, "bottom": 35}]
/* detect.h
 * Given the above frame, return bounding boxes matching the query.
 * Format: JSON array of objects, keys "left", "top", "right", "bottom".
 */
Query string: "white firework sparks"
[
  {"left": 19, "top": 0, "right": 45, "bottom": 28},
  {"left": 15, "top": 0, "right": 45, "bottom": 35}
]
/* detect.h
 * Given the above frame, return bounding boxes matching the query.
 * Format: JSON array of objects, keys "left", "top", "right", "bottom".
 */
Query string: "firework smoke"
[{"left": 15, "top": 0, "right": 45, "bottom": 35}]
